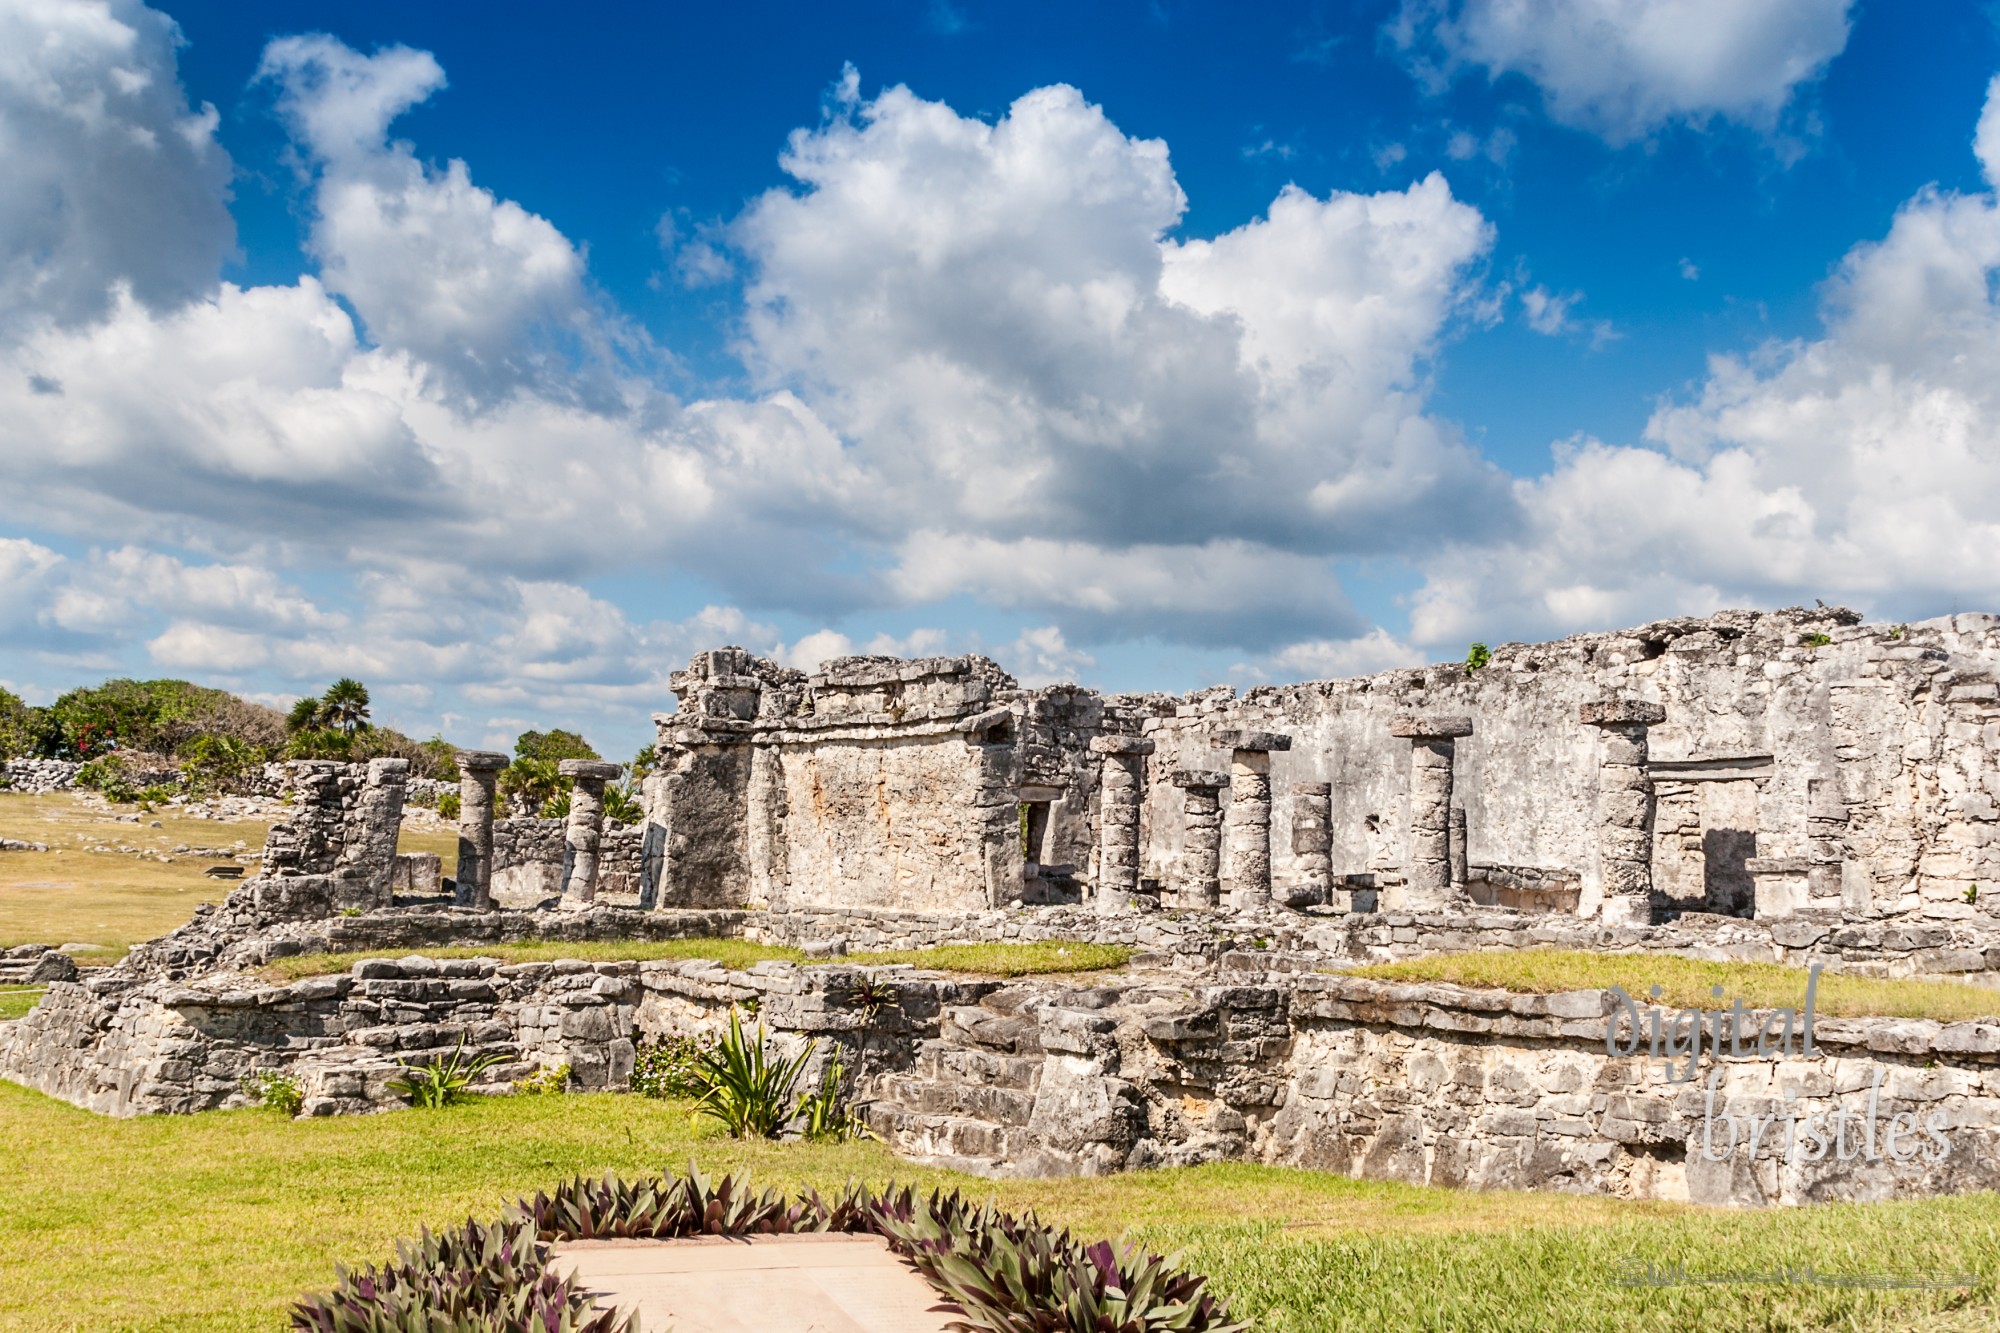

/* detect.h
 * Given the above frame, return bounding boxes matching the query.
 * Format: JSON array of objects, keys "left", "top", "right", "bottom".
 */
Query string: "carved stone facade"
[{"left": 617, "top": 608, "right": 2000, "bottom": 929}]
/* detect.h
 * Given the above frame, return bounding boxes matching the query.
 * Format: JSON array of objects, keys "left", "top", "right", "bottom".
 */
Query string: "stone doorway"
[{"left": 1651, "top": 758, "right": 1768, "bottom": 917}]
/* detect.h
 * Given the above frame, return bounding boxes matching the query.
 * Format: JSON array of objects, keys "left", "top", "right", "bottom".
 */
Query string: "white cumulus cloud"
[
  {"left": 1393, "top": 0, "right": 1854, "bottom": 145},
  {"left": 1411, "top": 74, "right": 2000, "bottom": 643}
]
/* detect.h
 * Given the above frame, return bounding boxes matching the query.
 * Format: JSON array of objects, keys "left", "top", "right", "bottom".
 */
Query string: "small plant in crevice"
[
  {"left": 1967, "top": 883, "right": 1981, "bottom": 906},
  {"left": 513, "top": 1062, "right": 573, "bottom": 1097},
  {"left": 1888, "top": 624, "right": 1908, "bottom": 640},
  {"left": 797, "top": 1055, "right": 872, "bottom": 1143},
  {"left": 1465, "top": 641, "right": 1491, "bottom": 672},
  {"left": 240, "top": 1068, "right": 304, "bottom": 1116},
  {"left": 686, "top": 1008, "right": 815, "bottom": 1139},
  {"left": 1801, "top": 631, "right": 1834, "bottom": 648},
  {"left": 388, "top": 1034, "right": 505, "bottom": 1109}
]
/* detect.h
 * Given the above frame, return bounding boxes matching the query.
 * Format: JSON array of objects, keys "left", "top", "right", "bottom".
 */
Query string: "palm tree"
[
  {"left": 285, "top": 695, "right": 324, "bottom": 734},
  {"left": 320, "top": 678, "right": 372, "bottom": 737}
]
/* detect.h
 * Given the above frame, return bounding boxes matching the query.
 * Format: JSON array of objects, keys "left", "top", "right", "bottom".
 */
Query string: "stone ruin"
[{"left": 8, "top": 605, "right": 2000, "bottom": 1207}]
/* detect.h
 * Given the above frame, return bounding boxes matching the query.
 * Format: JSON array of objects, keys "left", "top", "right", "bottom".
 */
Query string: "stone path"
[{"left": 546, "top": 1234, "right": 961, "bottom": 1333}]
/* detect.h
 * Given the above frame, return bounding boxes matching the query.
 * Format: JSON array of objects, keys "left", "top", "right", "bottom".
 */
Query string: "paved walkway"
[{"left": 547, "top": 1234, "right": 961, "bottom": 1333}]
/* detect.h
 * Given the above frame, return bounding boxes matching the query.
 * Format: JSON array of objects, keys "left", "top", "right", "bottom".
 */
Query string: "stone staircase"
[
  {"left": 867, "top": 987, "right": 1048, "bottom": 1176},
  {"left": 0, "top": 945, "right": 77, "bottom": 986}
]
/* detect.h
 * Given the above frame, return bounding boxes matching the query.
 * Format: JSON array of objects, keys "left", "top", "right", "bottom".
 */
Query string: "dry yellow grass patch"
[{"left": 0, "top": 792, "right": 456, "bottom": 951}]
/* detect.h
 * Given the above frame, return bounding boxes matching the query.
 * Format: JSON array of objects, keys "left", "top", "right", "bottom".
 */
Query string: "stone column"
[
  {"left": 344, "top": 758, "right": 410, "bottom": 907},
  {"left": 1170, "top": 769, "right": 1228, "bottom": 908},
  {"left": 558, "top": 759, "right": 624, "bottom": 908},
  {"left": 1449, "top": 805, "right": 1469, "bottom": 895},
  {"left": 1090, "top": 735, "right": 1155, "bottom": 914},
  {"left": 1220, "top": 730, "right": 1291, "bottom": 912},
  {"left": 1291, "top": 782, "right": 1333, "bottom": 906},
  {"left": 1390, "top": 715, "right": 1473, "bottom": 909},
  {"left": 454, "top": 751, "right": 507, "bottom": 911},
  {"left": 1581, "top": 700, "right": 1666, "bottom": 927}
]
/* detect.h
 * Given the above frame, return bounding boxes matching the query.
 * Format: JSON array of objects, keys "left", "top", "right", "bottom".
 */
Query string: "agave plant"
[
  {"left": 387, "top": 1034, "right": 506, "bottom": 1109},
  {"left": 796, "top": 1055, "right": 872, "bottom": 1143},
  {"left": 685, "top": 1008, "right": 816, "bottom": 1138}
]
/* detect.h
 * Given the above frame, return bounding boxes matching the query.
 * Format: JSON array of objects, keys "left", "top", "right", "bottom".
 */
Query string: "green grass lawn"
[
  {"left": 262, "top": 938, "right": 1133, "bottom": 982},
  {"left": 0, "top": 1082, "right": 1994, "bottom": 1332},
  {"left": 1342, "top": 950, "right": 2000, "bottom": 1022},
  {"left": 0, "top": 988, "right": 42, "bottom": 1021}
]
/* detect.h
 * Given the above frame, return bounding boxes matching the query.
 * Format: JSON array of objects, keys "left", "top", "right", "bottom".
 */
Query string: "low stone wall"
[
  {"left": 491, "top": 818, "right": 644, "bottom": 905},
  {"left": 8, "top": 921, "right": 2000, "bottom": 1205},
  {"left": 1, "top": 758, "right": 83, "bottom": 792},
  {"left": 0, "top": 948, "right": 945, "bottom": 1118},
  {"left": 743, "top": 903, "right": 2000, "bottom": 986},
  {"left": 492, "top": 818, "right": 566, "bottom": 904}
]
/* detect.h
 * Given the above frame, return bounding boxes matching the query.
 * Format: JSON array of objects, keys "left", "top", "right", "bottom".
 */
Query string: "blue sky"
[{"left": 6, "top": 0, "right": 2000, "bottom": 759}]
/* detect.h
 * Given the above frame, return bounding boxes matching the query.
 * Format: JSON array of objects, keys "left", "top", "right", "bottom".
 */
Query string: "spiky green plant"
[
  {"left": 387, "top": 1035, "right": 506, "bottom": 1110},
  {"left": 796, "top": 1055, "right": 871, "bottom": 1143},
  {"left": 685, "top": 1008, "right": 815, "bottom": 1138}
]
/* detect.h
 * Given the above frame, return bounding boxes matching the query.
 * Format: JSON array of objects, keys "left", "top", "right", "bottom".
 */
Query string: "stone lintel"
[
  {"left": 455, "top": 750, "right": 508, "bottom": 773},
  {"left": 1217, "top": 729, "right": 1292, "bottom": 753},
  {"left": 1744, "top": 857, "right": 1826, "bottom": 875},
  {"left": 1580, "top": 699, "right": 1667, "bottom": 727},
  {"left": 1295, "top": 781, "right": 1332, "bottom": 796},
  {"left": 365, "top": 757, "right": 410, "bottom": 782},
  {"left": 1390, "top": 714, "right": 1474, "bottom": 740},
  {"left": 557, "top": 759, "right": 625, "bottom": 782},
  {"left": 1170, "top": 768, "right": 1229, "bottom": 789},
  {"left": 1090, "top": 734, "right": 1157, "bottom": 757}
]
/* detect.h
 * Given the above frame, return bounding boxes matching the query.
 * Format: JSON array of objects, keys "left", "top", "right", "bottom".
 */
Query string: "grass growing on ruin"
[
  {"left": 0, "top": 988, "right": 42, "bottom": 1021},
  {"left": 262, "top": 936, "right": 808, "bottom": 980},
  {"left": 1342, "top": 949, "right": 2000, "bottom": 1022},
  {"left": 0, "top": 1081, "right": 1994, "bottom": 1333},
  {"left": 261, "top": 937, "right": 1132, "bottom": 983},
  {"left": 849, "top": 940, "right": 1132, "bottom": 976}
]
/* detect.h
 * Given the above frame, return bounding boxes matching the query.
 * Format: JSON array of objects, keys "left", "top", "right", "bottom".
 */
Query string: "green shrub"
[
  {"left": 240, "top": 1069, "right": 305, "bottom": 1116},
  {"left": 512, "top": 1064, "right": 572, "bottom": 1097},
  {"left": 436, "top": 790, "right": 461, "bottom": 821},
  {"left": 602, "top": 784, "right": 641, "bottom": 824},
  {"left": 686, "top": 1009, "right": 814, "bottom": 1138},
  {"left": 1465, "top": 641, "right": 1492, "bottom": 672},
  {"left": 281, "top": 727, "right": 353, "bottom": 762},
  {"left": 629, "top": 1031, "right": 717, "bottom": 1099},
  {"left": 514, "top": 729, "right": 599, "bottom": 763},
  {"left": 76, "top": 754, "right": 143, "bottom": 803},
  {"left": 45, "top": 678, "right": 285, "bottom": 759},
  {"left": 500, "top": 756, "right": 562, "bottom": 815},
  {"left": 538, "top": 790, "right": 571, "bottom": 820},
  {"left": 387, "top": 1035, "right": 506, "bottom": 1109},
  {"left": 418, "top": 734, "right": 459, "bottom": 781},
  {"left": 0, "top": 687, "right": 32, "bottom": 761}
]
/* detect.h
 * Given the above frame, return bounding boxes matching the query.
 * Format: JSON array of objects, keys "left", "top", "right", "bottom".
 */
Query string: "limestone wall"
[
  {"left": 1136, "top": 609, "right": 2000, "bottom": 926},
  {"left": 489, "top": 818, "right": 644, "bottom": 905},
  {"left": 649, "top": 651, "right": 1025, "bottom": 912}
]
